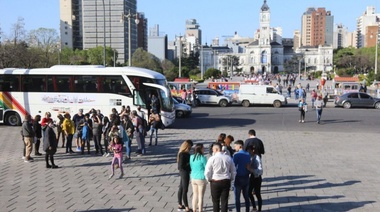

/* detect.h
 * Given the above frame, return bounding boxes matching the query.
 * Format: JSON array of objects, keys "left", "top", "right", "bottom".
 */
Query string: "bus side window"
[{"left": 2, "top": 76, "right": 20, "bottom": 91}]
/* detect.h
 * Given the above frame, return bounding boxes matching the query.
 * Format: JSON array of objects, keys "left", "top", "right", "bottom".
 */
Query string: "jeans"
[
  {"left": 65, "top": 134, "right": 73, "bottom": 153},
  {"left": 234, "top": 176, "right": 250, "bottom": 212},
  {"left": 93, "top": 134, "right": 103, "bottom": 154},
  {"left": 139, "top": 132, "right": 146, "bottom": 154},
  {"left": 316, "top": 108, "right": 323, "bottom": 122},
  {"left": 124, "top": 139, "right": 131, "bottom": 158},
  {"left": 210, "top": 179, "right": 231, "bottom": 212},
  {"left": 249, "top": 175, "right": 262, "bottom": 211},
  {"left": 300, "top": 110, "right": 305, "bottom": 121},
  {"left": 178, "top": 171, "right": 190, "bottom": 207},
  {"left": 191, "top": 179, "right": 207, "bottom": 212},
  {"left": 103, "top": 134, "right": 109, "bottom": 153},
  {"left": 149, "top": 127, "right": 158, "bottom": 145}
]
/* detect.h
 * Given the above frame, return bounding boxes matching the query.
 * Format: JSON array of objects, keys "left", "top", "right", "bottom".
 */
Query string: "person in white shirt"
[{"left": 204, "top": 142, "right": 237, "bottom": 212}]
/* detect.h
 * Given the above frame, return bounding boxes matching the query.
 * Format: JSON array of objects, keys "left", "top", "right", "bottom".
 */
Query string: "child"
[{"left": 109, "top": 136, "right": 124, "bottom": 179}]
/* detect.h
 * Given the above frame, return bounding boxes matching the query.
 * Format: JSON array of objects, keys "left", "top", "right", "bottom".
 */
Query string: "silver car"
[
  {"left": 173, "top": 97, "right": 192, "bottom": 118},
  {"left": 334, "top": 92, "right": 380, "bottom": 109},
  {"left": 193, "top": 88, "right": 232, "bottom": 107}
]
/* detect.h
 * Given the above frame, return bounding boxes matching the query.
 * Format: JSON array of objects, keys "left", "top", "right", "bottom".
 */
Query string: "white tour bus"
[{"left": 0, "top": 65, "right": 175, "bottom": 126}]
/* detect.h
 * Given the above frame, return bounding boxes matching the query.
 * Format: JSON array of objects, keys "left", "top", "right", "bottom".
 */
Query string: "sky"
[{"left": 1, "top": 0, "right": 380, "bottom": 45}]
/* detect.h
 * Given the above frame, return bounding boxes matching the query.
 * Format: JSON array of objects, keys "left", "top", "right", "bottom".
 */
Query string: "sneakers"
[
  {"left": 21, "top": 156, "right": 25, "bottom": 160},
  {"left": 105, "top": 153, "right": 111, "bottom": 157},
  {"left": 301, "top": 120, "right": 305, "bottom": 123},
  {"left": 108, "top": 174, "right": 114, "bottom": 179},
  {"left": 76, "top": 147, "right": 81, "bottom": 152},
  {"left": 24, "top": 159, "right": 33, "bottom": 163},
  {"left": 299, "top": 120, "right": 301, "bottom": 123},
  {"left": 35, "top": 152, "right": 42, "bottom": 156}
]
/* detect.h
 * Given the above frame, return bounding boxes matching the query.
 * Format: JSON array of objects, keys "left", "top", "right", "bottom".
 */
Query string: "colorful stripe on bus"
[{"left": 0, "top": 92, "right": 28, "bottom": 117}]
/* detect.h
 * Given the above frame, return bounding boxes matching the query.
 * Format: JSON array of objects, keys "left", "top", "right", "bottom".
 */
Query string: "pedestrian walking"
[
  {"left": 190, "top": 143, "right": 207, "bottom": 212},
  {"left": 311, "top": 89, "right": 317, "bottom": 108},
  {"left": 246, "top": 145, "right": 263, "bottom": 212},
  {"left": 315, "top": 95, "right": 324, "bottom": 124},
  {"left": 205, "top": 142, "right": 236, "bottom": 212},
  {"left": 43, "top": 120, "right": 59, "bottom": 169},
  {"left": 298, "top": 99, "right": 307, "bottom": 123},
  {"left": 177, "top": 140, "right": 193, "bottom": 212}
]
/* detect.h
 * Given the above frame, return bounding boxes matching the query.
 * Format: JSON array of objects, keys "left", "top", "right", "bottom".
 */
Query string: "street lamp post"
[
  {"left": 375, "top": 33, "right": 378, "bottom": 77},
  {"left": 298, "top": 56, "right": 304, "bottom": 80},
  {"left": 176, "top": 35, "right": 185, "bottom": 78},
  {"left": 121, "top": 10, "right": 139, "bottom": 66},
  {"left": 200, "top": 44, "right": 204, "bottom": 80}
]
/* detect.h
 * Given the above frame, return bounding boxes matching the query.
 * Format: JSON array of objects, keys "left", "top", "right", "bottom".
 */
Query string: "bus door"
[{"left": 0, "top": 105, "right": 3, "bottom": 122}]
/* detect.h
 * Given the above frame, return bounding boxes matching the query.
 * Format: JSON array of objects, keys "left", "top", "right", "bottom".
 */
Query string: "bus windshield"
[{"left": 128, "top": 76, "right": 173, "bottom": 112}]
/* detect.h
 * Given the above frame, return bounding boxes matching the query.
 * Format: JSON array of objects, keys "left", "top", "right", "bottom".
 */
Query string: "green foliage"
[
  {"left": 204, "top": 68, "right": 221, "bottom": 79},
  {"left": 132, "top": 48, "right": 163, "bottom": 73},
  {"left": 313, "top": 71, "right": 322, "bottom": 79}
]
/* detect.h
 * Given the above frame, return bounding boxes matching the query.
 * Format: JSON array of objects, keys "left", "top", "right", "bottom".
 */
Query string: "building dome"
[{"left": 261, "top": 0, "right": 270, "bottom": 11}]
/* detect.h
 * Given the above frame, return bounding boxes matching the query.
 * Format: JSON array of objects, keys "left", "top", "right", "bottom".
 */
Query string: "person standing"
[
  {"left": 132, "top": 110, "right": 145, "bottom": 155},
  {"left": 148, "top": 110, "right": 160, "bottom": 146},
  {"left": 33, "top": 115, "right": 43, "bottom": 156},
  {"left": 72, "top": 109, "right": 84, "bottom": 152},
  {"left": 62, "top": 113, "right": 75, "bottom": 154},
  {"left": 233, "top": 140, "right": 251, "bottom": 212},
  {"left": 315, "top": 95, "right": 324, "bottom": 124},
  {"left": 246, "top": 145, "right": 263, "bottom": 212},
  {"left": 56, "top": 114, "right": 65, "bottom": 148},
  {"left": 108, "top": 137, "right": 124, "bottom": 179},
  {"left": 22, "top": 114, "right": 35, "bottom": 162},
  {"left": 287, "top": 85, "right": 291, "bottom": 98},
  {"left": 43, "top": 120, "right": 59, "bottom": 169},
  {"left": 177, "top": 140, "right": 193, "bottom": 212},
  {"left": 92, "top": 114, "right": 103, "bottom": 155},
  {"left": 102, "top": 116, "right": 111, "bottom": 157},
  {"left": 205, "top": 142, "right": 236, "bottom": 212},
  {"left": 244, "top": 129, "right": 265, "bottom": 158},
  {"left": 190, "top": 143, "right": 207, "bottom": 212},
  {"left": 298, "top": 99, "right": 307, "bottom": 123}
]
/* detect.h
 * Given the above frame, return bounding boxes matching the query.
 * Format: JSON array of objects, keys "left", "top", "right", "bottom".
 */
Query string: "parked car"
[
  {"left": 173, "top": 97, "right": 192, "bottom": 118},
  {"left": 193, "top": 88, "right": 232, "bottom": 107},
  {"left": 334, "top": 92, "right": 380, "bottom": 109}
]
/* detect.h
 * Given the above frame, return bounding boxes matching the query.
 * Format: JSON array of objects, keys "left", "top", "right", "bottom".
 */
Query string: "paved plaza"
[{"left": 0, "top": 121, "right": 379, "bottom": 212}]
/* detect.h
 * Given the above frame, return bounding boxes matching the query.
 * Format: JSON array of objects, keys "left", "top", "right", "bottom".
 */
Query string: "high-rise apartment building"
[
  {"left": 333, "top": 24, "right": 356, "bottom": 49},
  {"left": 356, "top": 6, "right": 380, "bottom": 48},
  {"left": 137, "top": 13, "right": 148, "bottom": 51},
  {"left": 148, "top": 24, "right": 167, "bottom": 61},
  {"left": 301, "top": 7, "right": 334, "bottom": 47},
  {"left": 293, "top": 30, "right": 301, "bottom": 50},
  {"left": 185, "top": 19, "right": 202, "bottom": 51},
  {"left": 60, "top": 0, "right": 138, "bottom": 64}
]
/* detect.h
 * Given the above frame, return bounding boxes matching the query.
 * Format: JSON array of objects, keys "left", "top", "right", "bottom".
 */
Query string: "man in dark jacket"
[
  {"left": 43, "top": 120, "right": 59, "bottom": 169},
  {"left": 244, "top": 129, "right": 265, "bottom": 158},
  {"left": 22, "top": 114, "right": 35, "bottom": 162}
]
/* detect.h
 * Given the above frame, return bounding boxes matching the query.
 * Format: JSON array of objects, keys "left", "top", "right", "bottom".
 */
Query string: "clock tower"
[{"left": 259, "top": 0, "right": 271, "bottom": 45}]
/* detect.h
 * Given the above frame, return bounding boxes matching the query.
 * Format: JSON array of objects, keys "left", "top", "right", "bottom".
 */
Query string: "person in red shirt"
[{"left": 41, "top": 112, "right": 53, "bottom": 129}]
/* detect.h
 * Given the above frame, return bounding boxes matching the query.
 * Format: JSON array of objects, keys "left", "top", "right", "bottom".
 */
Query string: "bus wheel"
[{"left": 5, "top": 112, "right": 21, "bottom": 126}]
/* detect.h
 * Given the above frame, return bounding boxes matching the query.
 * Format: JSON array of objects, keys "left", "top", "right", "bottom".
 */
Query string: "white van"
[{"left": 238, "top": 84, "right": 287, "bottom": 108}]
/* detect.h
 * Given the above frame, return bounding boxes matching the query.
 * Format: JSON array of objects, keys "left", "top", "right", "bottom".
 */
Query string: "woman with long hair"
[
  {"left": 177, "top": 140, "right": 193, "bottom": 212},
  {"left": 190, "top": 143, "right": 207, "bottom": 212}
]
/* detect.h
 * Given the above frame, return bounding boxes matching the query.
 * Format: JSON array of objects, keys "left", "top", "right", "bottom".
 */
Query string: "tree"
[
  {"left": 204, "top": 68, "right": 221, "bottom": 79},
  {"left": 10, "top": 17, "right": 27, "bottom": 45},
  {"left": 27, "top": 28, "right": 59, "bottom": 67},
  {"left": 132, "top": 48, "right": 162, "bottom": 73}
]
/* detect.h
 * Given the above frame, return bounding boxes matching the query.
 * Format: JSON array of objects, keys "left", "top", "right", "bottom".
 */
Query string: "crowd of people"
[
  {"left": 20, "top": 105, "right": 163, "bottom": 178},
  {"left": 176, "top": 129, "right": 265, "bottom": 212}
]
